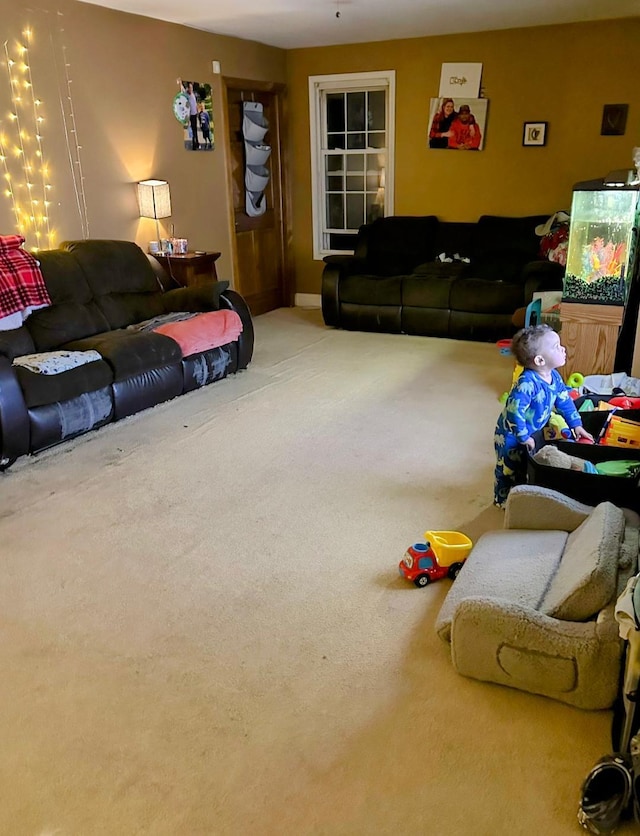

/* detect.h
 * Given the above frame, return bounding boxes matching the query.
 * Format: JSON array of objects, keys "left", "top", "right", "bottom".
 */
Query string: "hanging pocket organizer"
[{"left": 242, "top": 102, "right": 271, "bottom": 218}]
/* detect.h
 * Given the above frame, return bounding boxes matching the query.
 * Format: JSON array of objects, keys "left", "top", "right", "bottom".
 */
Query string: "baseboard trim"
[{"left": 295, "top": 293, "right": 321, "bottom": 308}]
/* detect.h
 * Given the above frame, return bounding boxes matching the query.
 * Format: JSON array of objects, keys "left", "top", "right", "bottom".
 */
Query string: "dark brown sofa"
[
  {"left": 322, "top": 214, "right": 564, "bottom": 342},
  {"left": 0, "top": 240, "right": 253, "bottom": 469}
]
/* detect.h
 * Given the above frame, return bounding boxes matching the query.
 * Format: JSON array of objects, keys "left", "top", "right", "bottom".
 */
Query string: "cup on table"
[{"left": 149, "top": 241, "right": 160, "bottom": 254}]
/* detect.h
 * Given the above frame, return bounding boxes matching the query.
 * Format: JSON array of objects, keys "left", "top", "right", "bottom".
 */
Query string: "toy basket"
[{"left": 424, "top": 530, "right": 473, "bottom": 567}]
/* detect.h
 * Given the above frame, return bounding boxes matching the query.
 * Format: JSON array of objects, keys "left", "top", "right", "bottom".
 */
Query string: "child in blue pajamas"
[{"left": 494, "top": 324, "right": 594, "bottom": 507}]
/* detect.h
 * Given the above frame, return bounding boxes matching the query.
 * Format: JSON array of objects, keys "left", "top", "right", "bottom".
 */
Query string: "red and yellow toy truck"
[{"left": 399, "top": 530, "right": 473, "bottom": 587}]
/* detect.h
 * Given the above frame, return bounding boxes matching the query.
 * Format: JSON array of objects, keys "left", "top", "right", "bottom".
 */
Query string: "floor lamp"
[{"left": 137, "top": 179, "right": 172, "bottom": 246}]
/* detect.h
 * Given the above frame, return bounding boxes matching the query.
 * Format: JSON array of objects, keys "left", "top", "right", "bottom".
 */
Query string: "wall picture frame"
[
  {"left": 600, "top": 104, "right": 628, "bottom": 136},
  {"left": 523, "top": 122, "right": 547, "bottom": 147}
]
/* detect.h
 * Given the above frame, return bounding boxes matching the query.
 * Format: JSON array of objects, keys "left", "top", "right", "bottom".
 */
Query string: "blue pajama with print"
[{"left": 494, "top": 369, "right": 581, "bottom": 507}]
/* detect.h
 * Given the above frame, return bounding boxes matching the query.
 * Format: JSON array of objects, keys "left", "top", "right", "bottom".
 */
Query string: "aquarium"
[{"left": 563, "top": 181, "right": 640, "bottom": 306}]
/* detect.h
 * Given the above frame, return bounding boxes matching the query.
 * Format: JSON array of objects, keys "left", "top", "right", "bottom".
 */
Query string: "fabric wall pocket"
[
  {"left": 242, "top": 102, "right": 269, "bottom": 142},
  {"left": 242, "top": 102, "right": 270, "bottom": 217},
  {"left": 244, "top": 140, "right": 271, "bottom": 166},
  {"left": 246, "top": 190, "right": 266, "bottom": 216},
  {"left": 245, "top": 165, "right": 270, "bottom": 192}
]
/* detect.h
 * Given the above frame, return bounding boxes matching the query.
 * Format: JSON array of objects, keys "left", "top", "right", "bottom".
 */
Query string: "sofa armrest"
[
  {"left": 161, "top": 281, "right": 230, "bottom": 314},
  {"left": 321, "top": 261, "right": 342, "bottom": 327},
  {"left": 504, "top": 485, "right": 593, "bottom": 531},
  {"left": 0, "top": 356, "right": 30, "bottom": 466},
  {"left": 522, "top": 260, "right": 564, "bottom": 301},
  {"left": 219, "top": 289, "right": 254, "bottom": 370},
  {"left": 450, "top": 597, "right": 622, "bottom": 709}
]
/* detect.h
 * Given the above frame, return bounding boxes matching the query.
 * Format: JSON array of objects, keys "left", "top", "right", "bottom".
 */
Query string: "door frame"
[{"left": 221, "top": 77, "right": 294, "bottom": 308}]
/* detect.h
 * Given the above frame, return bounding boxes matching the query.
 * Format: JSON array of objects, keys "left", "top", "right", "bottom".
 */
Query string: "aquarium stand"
[{"left": 559, "top": 302, "right": 624, "bottom": 377}]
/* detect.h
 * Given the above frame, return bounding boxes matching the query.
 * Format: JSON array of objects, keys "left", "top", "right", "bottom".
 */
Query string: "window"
[{"left": 309, "top": 71, "right": 395, "bottom": 259}]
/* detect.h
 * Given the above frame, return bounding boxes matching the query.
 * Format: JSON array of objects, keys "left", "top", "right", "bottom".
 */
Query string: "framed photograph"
[
  {"left": 176, "top": 78, "right": 214, "bottom": 151},
  {"left": 523, "top": 122, "right": 547, "bottom": 147},
  {"left": 427, "top": 97, "right": 488, "bottom": 151},
  {"left": 601, "top": 104, "right": 628, "bottom": 136}
]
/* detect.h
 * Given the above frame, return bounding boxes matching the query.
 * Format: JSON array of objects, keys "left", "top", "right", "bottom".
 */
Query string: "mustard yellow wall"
[
  {"left": 287, "top": 19, "right": 640, "bottom": 294},
  {"left": 0, "top": 0, "right": 286, "bottom": 282}
]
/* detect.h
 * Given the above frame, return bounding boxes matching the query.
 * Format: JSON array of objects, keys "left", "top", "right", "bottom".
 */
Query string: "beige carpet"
[{"left": 0, "top": 308, "right": 627, "bottom": 835}]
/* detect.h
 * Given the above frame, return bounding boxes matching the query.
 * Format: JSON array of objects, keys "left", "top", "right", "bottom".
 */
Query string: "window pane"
[
  {"left": 346, "top": 193, "right": 364, "bottom": 229},
  {"left": 346, "top": 154, "right": 364, "bottom": 173},
  {"left": 367, "top": 91, "right": 385, "bottom": 130},
  {"left": 327, "top": 155, "right": 344, "bottom": 173},
  {"left": 327, "top": 176, "right": 343, "bottom": 191},
  {"left": 327, "top": 193, "right": 344, "bottom": 229},
  {"left": 366, "top": 193, "right": 384, "bottom": 224},
  {"left": 346, "top": 91, "right": 365, "bottom": 131},
  {"left": 326, "top": 93, "right": 345, "bottom": 133},
  {"left": 328, "top": 133, "right": 345, "bottom": 150},
  {"left": 368, "top": 132, "right": 386, "bottom": 149},
  {"left": 346, "top": 175, "right": 364, "bottom": 191},
  {"left": 347, "top": 133, "right": 365, "bottom": 149}
]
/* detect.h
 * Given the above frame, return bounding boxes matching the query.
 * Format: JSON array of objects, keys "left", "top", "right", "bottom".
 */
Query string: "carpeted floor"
[{"left": 0, "top": 308, "right": 626, "bottom": 834}]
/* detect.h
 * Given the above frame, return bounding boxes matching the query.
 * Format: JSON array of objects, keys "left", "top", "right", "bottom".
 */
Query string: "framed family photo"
[
  {"left": 523, "top": 122, "right": 547, "bottom": 147},
  {"left": 428, "top": 97, "right": 488, "bottom": 151}
]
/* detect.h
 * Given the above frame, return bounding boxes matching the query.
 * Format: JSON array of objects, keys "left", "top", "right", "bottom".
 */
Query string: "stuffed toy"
[
  {"left": 535, "top": 211, "right": 570, "bottom": 266},
  {"left": 533, "top": 445, "right": 597, "bottom": 473}
]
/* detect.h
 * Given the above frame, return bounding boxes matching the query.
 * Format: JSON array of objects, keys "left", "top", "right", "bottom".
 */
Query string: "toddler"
[{"left": 494, "top": 324, "right": 594, "bottom": 507}]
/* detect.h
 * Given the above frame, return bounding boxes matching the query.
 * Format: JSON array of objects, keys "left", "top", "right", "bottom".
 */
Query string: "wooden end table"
[{"left": 154, "top": 251, "right": 221, "bottom": 287}]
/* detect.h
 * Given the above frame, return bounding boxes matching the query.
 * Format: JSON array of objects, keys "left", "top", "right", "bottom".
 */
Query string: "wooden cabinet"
[{"left": 154, "top": 252, "right": 221, "bottom": 288}]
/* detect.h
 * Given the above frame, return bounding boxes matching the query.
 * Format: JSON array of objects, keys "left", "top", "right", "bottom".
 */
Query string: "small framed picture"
[
  {"left": 601, "top": 104, "right": 628, "bottom": 136},
  {"left": 523, "top": 122, "right": 547, "bottom": 147}
]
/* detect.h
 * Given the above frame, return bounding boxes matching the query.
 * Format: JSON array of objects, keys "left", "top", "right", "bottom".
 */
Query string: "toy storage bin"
[{"left": 527, "top": 435, "right": 640, "bottom": 511}]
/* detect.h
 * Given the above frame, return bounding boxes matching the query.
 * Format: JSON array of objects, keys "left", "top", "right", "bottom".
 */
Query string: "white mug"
[{"left": 149, "top": 241, "right": 160, "bottom": 254}]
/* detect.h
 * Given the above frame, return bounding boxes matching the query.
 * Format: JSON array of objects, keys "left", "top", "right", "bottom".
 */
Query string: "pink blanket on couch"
[{"left": 153, "top": 309, "right": 243, "bottom": 357}]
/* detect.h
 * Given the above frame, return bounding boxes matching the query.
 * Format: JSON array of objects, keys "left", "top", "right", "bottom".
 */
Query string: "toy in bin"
[{"left": 399, "top": 530, "right": 473, "bottom": 587}]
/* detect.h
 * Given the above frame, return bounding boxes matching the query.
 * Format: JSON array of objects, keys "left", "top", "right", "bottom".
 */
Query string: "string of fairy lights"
[
  {"left": 1, "top": 29, "right": 53, "bottom": 249},
  {"left": 1, "top": 21, "right": 89, "bottom": 250}
]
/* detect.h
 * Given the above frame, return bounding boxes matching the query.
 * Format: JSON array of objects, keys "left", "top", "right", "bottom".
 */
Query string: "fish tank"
[{"left": 563, "top": 176, "right": 640, "bottom": 306}]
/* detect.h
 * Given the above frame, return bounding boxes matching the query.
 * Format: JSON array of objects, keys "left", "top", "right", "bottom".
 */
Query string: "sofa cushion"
[
  {"left": 475, "top": 215, "right": 548, "bottom": 262},
  {"left": 0, "top": 325, "right": 35, "bottom": 361},
  {"left": 435, "top": 529, "right": 567, "bottom": 642},
  {"left": 61, "top": 240, "right": 159, "bottom": 295},
  {"left": 402, "top": 274, "right": 456, "bottom": 309},
  {"left": 95, "top": 291, "right": 167, "bottom": 330},
  {"left": 340, "top": 274, "right": 402, "bottom": 306},
  {"left": 27, "top": 250, "right": 111, "bottom": 351},
  {"left": 431, "top": 221, "right": 477, "bottom": 262},
  {"left": 540, "top": 502, "right": 624, "bottom": 621},
  {"left": 26, "top": 301, "right": 111, "bottom": 352},
  {"left": 64, "top": 329, "right": 182, "bottom": 381},
  {"left": 362, "top": 216, "right": 438, "bottom": 276},
  {"left": 14, "top": 355, "right": 113, "bottom": 408},
  {"left": 449, "top": 277, "right": 525, "bottom": 314}
]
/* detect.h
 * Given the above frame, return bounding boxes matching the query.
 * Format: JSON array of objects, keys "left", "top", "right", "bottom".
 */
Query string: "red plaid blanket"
[{"left": 0, "top": 234, "right": 51, "bottom": 319}]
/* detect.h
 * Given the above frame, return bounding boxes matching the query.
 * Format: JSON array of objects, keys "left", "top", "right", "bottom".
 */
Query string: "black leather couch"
[
  {"left": 322, "top": 214, "right": 564, "bottom": 341},
  {"left": 0, "top": 239, "right": 254, "bottom": 469}
]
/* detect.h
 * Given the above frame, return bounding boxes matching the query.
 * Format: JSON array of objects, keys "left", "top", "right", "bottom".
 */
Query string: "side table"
[{"left": 154, "top": 251, "right": 221, "bottom": 287}]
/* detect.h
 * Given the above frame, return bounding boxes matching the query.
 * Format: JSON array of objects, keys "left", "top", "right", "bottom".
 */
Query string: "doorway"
[{"left": 222, "top": 78, "right": 292, "bottom": 316}]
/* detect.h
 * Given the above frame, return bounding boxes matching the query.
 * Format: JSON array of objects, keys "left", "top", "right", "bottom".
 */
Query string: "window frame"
[{"left": 309, "top": 71, "right": 395, "bottom": 260}]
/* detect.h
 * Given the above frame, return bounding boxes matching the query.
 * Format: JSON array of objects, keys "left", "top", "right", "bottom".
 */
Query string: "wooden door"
[{"left": 223, "top": 79, "right": 292, "bottom": 316}]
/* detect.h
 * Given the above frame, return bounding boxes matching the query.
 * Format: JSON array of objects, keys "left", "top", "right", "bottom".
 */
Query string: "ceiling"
[{"left": 78, "top": 0, "right": 639, "bottom": 50}]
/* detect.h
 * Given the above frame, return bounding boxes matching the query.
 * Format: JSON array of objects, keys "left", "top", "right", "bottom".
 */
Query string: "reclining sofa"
[
  {"left": 322, "top": 214, "right": 564, "bottom": 342},
  {"left": 0, "top": 239, "right": 254, "bottom": 469},
  {"left": 435, "top": 485, "right": 639, "bottom": 710}
]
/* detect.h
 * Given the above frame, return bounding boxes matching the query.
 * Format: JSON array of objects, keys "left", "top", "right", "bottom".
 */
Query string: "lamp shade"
[{"left": 137, "top": 179, "right": 171, "bottom": 219}]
